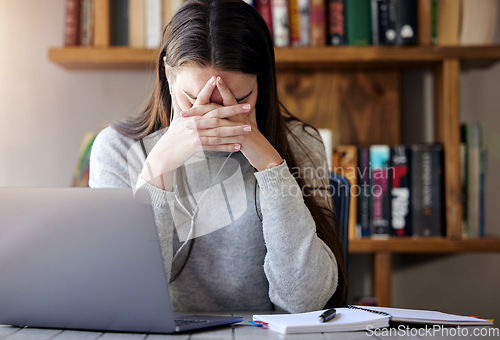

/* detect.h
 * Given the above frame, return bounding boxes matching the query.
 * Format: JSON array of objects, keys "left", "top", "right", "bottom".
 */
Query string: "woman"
[{"left": 89, "top": 0, "right": 346, "bottom": 313}]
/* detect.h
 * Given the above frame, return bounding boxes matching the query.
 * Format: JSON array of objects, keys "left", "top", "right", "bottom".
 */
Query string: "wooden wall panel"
[{"left": 277, "top": 70, "right": 401, "bottom": 146}]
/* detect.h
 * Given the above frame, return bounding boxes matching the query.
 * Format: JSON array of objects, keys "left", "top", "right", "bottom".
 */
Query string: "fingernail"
[
  {"left": 243, "top": 125, "right": 251, "bottom": 132},
  {"left": 194, "top": 136, "right": 200, "bottom": 144},
  {"left": 210, "top": 76, "right": 216, "bottom": 85},
  {"left": 181, "top": 110, "right": 187, "bottom": 117},
  {"left": 243, "top": 104, "right": 251, "bottom": 111},
  {"left": 217, "top": 76, "right": 222, "bottom": 85},
  {"left": 185, "top": 121, "right": 192, "bottom": 129},
  {"left": 234, "top": 144, "right": 241, "bottom": 151}
]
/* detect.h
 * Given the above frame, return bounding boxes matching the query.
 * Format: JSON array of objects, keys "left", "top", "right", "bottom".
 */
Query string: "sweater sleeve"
[
  {"left": 88, "top": 127, "right": 176, "bottom": 281},
  {"left": 254, "top": 123, "right": 338, "bottom": 313}
]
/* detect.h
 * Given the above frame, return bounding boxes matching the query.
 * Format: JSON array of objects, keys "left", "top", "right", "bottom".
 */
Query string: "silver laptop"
[{"left": 0, "top": 188, "right": 242, "bottom": 333}]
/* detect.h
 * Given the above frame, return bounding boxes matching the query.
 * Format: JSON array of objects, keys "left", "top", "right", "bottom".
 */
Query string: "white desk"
[{"left": 0, "top": 313, "right": 497, "bottom": 340}]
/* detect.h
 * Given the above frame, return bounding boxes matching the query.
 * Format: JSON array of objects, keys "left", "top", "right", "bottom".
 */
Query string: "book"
[
  {"left": 271, "top": 0, "right": 290, "bottom": 47},
  {"left": 332, "top": 146, "right": 358, "bottom": 240},
  {"left": 298, "top": 0, "right": 310, "bottom": 46},
  {"left": 357, "top": 147, "right": 371, "bottom": 237},
  {"left": 71, "top": 132, "right": 97, "bottom": 187},
  {"left": 253, "top": 305, "right": 492, "bottom": 334},
  {"left": 288, "top": 0, "right": 301, "bottom": 46},
  {"left": 370, "top": 145, "right": 391, "bottom": 238},
  {"left": 395, "top": 0, "right": 417, "bottom": 46},
  {"left": 64, "top": 0, "right": 81, "bottom": 46},
  {"left": 256, "top": 0, "right": 273, "bottom": 38},
  {"left": 93, "top": 0, "right": 110, "bottom": 47},
  {"left": 436, "top": 0, "right": 460, "bottom": 46},
  {"left": 418, "top": 0, "right": 432, "bottom": 46},
  {"left": 372, "top": 0, "right": 397, "bottom": 46},
  {"left": 462, "top": 122, "right": 484, "bottom": 238},
  {"left": 80, "top": 0, "right": 94, "bottom": 46},
  {"left": 310, "top": 0, "right": 327, "bottom": 47},
  {"left": 110, "top": 0, "right": 128, "bottom": 46},
  {"left": 410, "top": 144, "right": 444, "bottom": 237},
  {"left": 129, "top": 0, "right": 145, "bottom": 48},
  {"left": 328, "top": 0, "right": 345, "bottom": 46},
  {"left": 459, "top": 0, "right": 499, "bottom": 45},
  {"left": 345, "top": 0, "right": 372, "bottom": 46},
  {"left": 390, "top": 145, "right": 411, "bottom": 237},
  {"left": 145, "top": 0, "right": 163, "bottom": 48}
]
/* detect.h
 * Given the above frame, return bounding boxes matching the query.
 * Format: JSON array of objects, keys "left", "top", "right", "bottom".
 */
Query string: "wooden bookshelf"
[
  {"left": 49, "top": 3, "right": 500, "bottom": 309},
  {"left": 48, "top": 45, "right": 500, "bottom": 70}
]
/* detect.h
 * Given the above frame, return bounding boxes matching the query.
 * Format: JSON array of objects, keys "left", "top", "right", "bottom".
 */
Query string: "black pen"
[{"left": 318, "top": 308, "right": 337, "bottom": 323}]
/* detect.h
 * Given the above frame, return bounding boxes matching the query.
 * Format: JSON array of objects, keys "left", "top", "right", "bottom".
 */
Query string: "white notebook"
[{"left": 253, "top": 305, "right": 493, "bottom": 334}]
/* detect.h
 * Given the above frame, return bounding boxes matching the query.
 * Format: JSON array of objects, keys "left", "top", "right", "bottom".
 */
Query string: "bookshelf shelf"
[
  {"left": 48, "top": 45, "right": 500, "bottom": 70},
  {"left": 350, "top": 238, "right": 500, "bottom": 254}
]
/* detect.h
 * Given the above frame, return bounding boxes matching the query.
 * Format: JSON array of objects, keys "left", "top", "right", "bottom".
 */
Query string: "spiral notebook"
[{"left": 253, "top": 305, "right": 493, "bottom": 334}]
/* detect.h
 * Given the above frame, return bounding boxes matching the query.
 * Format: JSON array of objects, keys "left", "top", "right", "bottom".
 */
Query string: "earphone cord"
[{"left": 172, "top": 151, "right": 234, "bottom": 262}]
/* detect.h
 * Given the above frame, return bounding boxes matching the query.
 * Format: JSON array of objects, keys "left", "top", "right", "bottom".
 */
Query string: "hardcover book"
[
  {"left": 357, "top": 147, "right": 371, "bottom": 237},
  {"left": 64, "top": 0, "right": 81, "bottom": 46},
  {"left": 333, "top": 146, "right": 358, "bottom": 239},
  {"left": 370, "top": 145, "right": 391, "bottom": 238},
  {"left": 310, "top": 0, "right": 327, "bottom": 47},
  {"left": 328, "top": 0, "right": 345, "bottom": 46},
  {"left": 395, "top": 0, "right": 417, "bottom": 45},
  {"left": 256, "top": 0, "right": 274, "bottom": 38},
  {"left": 110, "top": 0, "right": 128, "bottom": 46},
  {"left": 271, "top": 0, "right": 290, "bottom": 47},
  {"left": 410, "top": 144, "right": 444, "bottom": 237},
  {"left": 346, "top": 0, "right": 372, "bottom": 46},
  {"left": 390, "top": 145, "right": 411, "bottom": 236}
]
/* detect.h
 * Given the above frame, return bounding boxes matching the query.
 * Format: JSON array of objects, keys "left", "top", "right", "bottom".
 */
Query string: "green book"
[{"left": 346, "top": 0, "right": 372, "bottom": 45}]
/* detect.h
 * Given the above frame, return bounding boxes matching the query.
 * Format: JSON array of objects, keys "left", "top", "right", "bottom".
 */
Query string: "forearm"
[{"left": 255, "top": 162, "right": 338, "bottom": 313}]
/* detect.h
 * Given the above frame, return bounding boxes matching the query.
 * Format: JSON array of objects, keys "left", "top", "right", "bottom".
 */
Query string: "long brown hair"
[{"left": 113, "top": 0, "right": 346, "bottom": 307}]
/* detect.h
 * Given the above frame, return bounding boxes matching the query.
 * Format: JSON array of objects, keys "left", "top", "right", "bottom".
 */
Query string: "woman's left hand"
[{"left": 181, "top": 76, "right": 283, "bottom": 172}]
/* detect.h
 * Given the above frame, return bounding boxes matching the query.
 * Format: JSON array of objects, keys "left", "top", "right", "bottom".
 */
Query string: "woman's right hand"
[{"left": 139, "top": 76, "right": 251, "bottom": 190}]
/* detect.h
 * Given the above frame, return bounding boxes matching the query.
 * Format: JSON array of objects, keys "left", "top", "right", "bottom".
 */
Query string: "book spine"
[
  {"left": 411, "top": 144, "right": 444, "bottom": 237},
  {"left": 390, "top": 145, "right": 411, "bottom": 237},
  {"left": 395, "top": 0, "right": 417, "bottom": 46},
  {"left": 129, "top": 0, "right": 145, "bottom": 48},
  {"left": 437, "top": 0, "right": 460, "bottom": 46},
  {"left": 298, "top": 0, "right": 310, "bottom": 46},
  {"left": 145, "top": 0, "right": 162, "bottom": 48},
  {"left": 310, "top": 0, "right": 327, "bottom": 47},
  {"left": 271, "top": 0, "right": 290, "bottom": 47},
  {"left": 110, "top": 0, "right": 128, "bottom": 46},
  {"left": 460, "top": 124, "right": 469, "bottom": 237},
  {"left": 370, "top": 0, "right": 379, "bottom": 45},
  {"left": 256, "top": 0, "right": 274, "bottom": 38},
  {"left": 418, "top": 0, "right": 432, "bottom": 46},
  {"left": 376, "top": 0, "right": 397, "bottom": 45},
  {"left": 242, "top": 0, "right": 255, "bottom": 5},
  {"left": 328, "top": 0, "right": 345, "bottom": 46},
  {"left": 64, "top": 0, "right": 81, "bottom": 46},
  {"left": 80, "top": 0, "right": 94, "bottom": 46},
  {"left": 357, "top": 147, "right": 371, "bottom": 237},
  {"left": 93, "top": 0, "right": 110, "bottom": 47},
  {"left": 345, "top": 0, "right": 372, "bottom": 46},
  {"left": 431, "top": 0, "right": 437, "bottom": 45},
  {"left": 370, "top": 145, "right": 391, "bottom": 238},
  {"left": 467, "top": 123, "right": 481, "bottom": 238},
  {"left": 333, "top": 146, "right": 358, "bottom": 240},
  {"left": 289, "top": 0, "right": 302, "bottom": 46}
]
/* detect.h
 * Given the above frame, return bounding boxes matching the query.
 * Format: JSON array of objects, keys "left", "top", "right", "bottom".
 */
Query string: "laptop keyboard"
[{"left": 174, "top": 319, "right": 210, "bottom": 326}]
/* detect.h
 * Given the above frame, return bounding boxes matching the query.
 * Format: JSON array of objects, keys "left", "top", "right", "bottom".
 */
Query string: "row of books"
[
  {"left": 64, "top": 0, "right": 184, "bottom": 48},
  {"left": 64, "top": 0, "right": 498, "bottom": 48},
  {"left": 252, "top": 0, "right": 499, "bottom": 47},
  {"left": 333, "top": 144, "right": 445, "bottom": 239}
]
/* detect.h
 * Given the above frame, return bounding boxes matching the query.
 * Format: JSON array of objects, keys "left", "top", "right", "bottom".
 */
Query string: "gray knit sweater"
[{"left": 89, "top": 120, "right": 338, "bottom": 313}]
